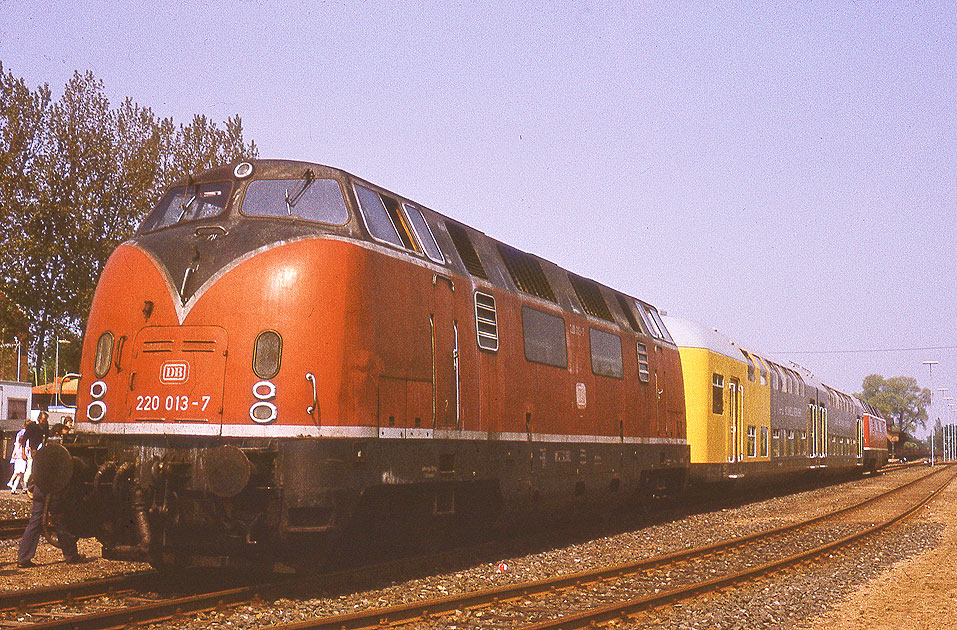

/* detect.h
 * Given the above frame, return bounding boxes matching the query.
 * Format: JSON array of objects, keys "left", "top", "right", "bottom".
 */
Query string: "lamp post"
[
  {"left": 934, "top": 388, "right": 950, "bottom": 466},
  {"left": 923, "top": 362, "right": 938, "bottom": 464},
  {"left": 944, "top": 396, "right": 954, "bottom": 463},
  {"left": 55, "top": 338, "right": 70, "bottom": 408},
  {"left": 949, "top": 403, "right": 957, "bottom": 462}
]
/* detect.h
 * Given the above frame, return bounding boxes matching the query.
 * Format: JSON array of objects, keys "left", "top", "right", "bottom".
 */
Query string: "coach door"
[
  {"left": 728, "top": 379, "right": 743, "bottom": 462},
  {"left": 856, "top": 418, "right": 864, "bottom": 460},
  {"left": 432, "top": 274, "right": 459, "bottom": 429}
]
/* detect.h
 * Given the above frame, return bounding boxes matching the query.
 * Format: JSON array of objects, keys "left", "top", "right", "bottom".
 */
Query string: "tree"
[
  {"left": 0, "top": 64, "right": 258, "bottom": 375},
  {"left": 857, "top": 374, "right": 932, "bottom": 436}
]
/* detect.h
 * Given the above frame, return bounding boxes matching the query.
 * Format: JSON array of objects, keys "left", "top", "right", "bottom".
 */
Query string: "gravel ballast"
[{"left": 0, "top": 467, "right": 950, "bottom": 629}]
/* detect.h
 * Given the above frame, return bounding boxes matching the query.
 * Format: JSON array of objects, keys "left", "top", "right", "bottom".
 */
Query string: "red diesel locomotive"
[{"left": 65, "top": 159, "right": 688, "bottom": 568}]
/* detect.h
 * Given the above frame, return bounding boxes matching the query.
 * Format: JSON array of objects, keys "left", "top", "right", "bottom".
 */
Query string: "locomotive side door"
[{"left": 431, "top": 274, "right": 458, "bottom": 429}]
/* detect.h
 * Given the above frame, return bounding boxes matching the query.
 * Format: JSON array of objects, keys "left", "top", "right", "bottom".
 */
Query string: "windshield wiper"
[
  {"left": 284, "top": 169, "right": 315, "bottom": 214},
  {"left": 177, "top": 194, "right": 197, "bottom": 222}
]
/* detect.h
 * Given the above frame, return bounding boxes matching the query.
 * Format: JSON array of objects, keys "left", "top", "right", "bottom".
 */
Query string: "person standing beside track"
[
  {"left": 16, "top": 412, "right": 83, "bottom": 568},
  {"left": 6, "top": 421, "right": 28, "bottom": 493}
]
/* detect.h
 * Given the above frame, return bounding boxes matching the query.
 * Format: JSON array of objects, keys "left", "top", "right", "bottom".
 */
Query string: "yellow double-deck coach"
[{"left": 663, "top": 316, "right": 862, "bottom": 485}]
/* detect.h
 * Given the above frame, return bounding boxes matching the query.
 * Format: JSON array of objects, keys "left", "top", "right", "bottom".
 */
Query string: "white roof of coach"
[{"left": 661, "top": 316, "right": 744, "bottom": 362}]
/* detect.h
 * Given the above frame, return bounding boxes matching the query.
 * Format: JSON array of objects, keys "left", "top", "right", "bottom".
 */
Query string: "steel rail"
[
  {"left": 0, "top": 517, "right": 29, "bottom": 540},
  {"left": 253, "top": 467, "right": 947, "bottom": 630},
  {"left": 518, "top": 465, "right": 957, "bottom": 630},
  {"left": 0, "top": 571, "right": 160, "bottom": 613},
  {"left": 14, "top": 578, "right": 291, "bottom": 630},
  {"left": 8, "top": 546, "right": 490, "bottom": 630}
]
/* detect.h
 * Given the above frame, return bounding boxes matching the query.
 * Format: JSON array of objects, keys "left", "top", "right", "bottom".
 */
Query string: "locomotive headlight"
[
  {"left": 87, "top": 400, "right": 107, "bottom": 423},
  {"left": 234, "top": 162, "right": 254, "bottom": 178},
  {"left": 253, "top": 380, "right": 276, "bottom": 400},
  {"left": 250, "top": 401, "right": 278, "bottom": 424},
  {"left": 90, "top": 380, "right": 108, "bottom": 399},
  {"left": 250, "top": 380, "right": 277, "bottom": 424}
]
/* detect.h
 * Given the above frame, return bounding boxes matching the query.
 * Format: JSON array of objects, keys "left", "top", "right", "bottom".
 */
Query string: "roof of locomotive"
[{"left": 156, "top": 158, "right": 676, "bottom": 341}]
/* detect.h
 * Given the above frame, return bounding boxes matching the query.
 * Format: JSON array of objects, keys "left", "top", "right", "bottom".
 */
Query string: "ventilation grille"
[
  {"left": 568, "top": 274, "right": 612, "bottom": 321},
  {"left": 446, "top": 223, "right": 487, "bottom": 279},
  {"left": 615, "top": 293, "right": 643, "bottom": 333},
  {"left": 475, "top": 292, "right": 499, "bottom": 351},
  {"left": 497, "top": 244, "right": 556, "bottom": 302}
]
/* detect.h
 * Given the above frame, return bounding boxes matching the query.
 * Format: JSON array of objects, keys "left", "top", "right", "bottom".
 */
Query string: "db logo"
[{"left": 160, "top": 361, "right": 190, "bottom": 384}]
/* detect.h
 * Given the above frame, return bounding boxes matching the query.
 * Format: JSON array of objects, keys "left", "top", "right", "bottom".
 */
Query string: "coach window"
[
  {"left": 241, "top": 176, "right": 349, "bottom": 224},
  {"left": 522, "top": 306, "right": 567, "bottom": 368},
  {"left": 741, "top": 350, "right": 756, "bottom": 382},
  {"left": 747, "top": 425, "right": 757, "bottom": 457},
  {"left": 760, "top": 426, "right": 769, "bottom": 457},
  {"left": 403, "top": 204, "right": 444, "bottom": 263},
  {"left": 712, "top": 374, "right": 725, "bottom": 414},
  {"left": 772, "top": 365, "right": 784, "bottom": 391},
  {"left": 754, "top": 356, "right": 768, "bottom": 386},
  {"left": 589, "top": 328, "right": 623, "bottom": 379},
  {"left": 354, "top": 184, "right": 406, "bottom": 248}
]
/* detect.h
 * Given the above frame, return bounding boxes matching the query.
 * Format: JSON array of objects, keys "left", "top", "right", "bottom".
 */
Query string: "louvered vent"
[
  {"left": 474, "top": 292, "right": 499, "bottom": 351},
  {"left": 568, "top": 274, "right": 612, "bottom": 322},
  {"left": 446, "top": 223, "right": 487, "bottom": 279},
  {"left": 615, "top": 293, "right": 643, "bottom": 333},
  {"left": 497, "top": 244, "right": 556, "bottom": 302}
]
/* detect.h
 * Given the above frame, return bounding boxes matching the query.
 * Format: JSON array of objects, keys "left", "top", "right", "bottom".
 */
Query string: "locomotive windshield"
[
  {"left": 240, "top": 176, "right": 349, "bottom": 224},
  {"left": 140, "top": 181, "right": 232, "bottom": 233}
]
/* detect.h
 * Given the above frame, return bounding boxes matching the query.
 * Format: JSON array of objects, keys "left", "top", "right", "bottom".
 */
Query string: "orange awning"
[{"left": 32, "top": 377, "right": 78, "bottom": 396}]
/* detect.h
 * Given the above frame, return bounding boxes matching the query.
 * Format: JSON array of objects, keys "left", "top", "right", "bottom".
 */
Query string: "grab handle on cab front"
[{"left": 305, "top": 372, "right": 319, "bottom": 426}]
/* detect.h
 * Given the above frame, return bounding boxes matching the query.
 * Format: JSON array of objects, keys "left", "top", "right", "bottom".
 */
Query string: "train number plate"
[{"left": 134, "top": 394, "right": 212, "bottom": 413}]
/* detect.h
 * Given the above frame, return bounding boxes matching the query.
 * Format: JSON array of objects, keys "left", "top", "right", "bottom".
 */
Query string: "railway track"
[
  {"left": 1, "top": 465, "right": 946, "bottom": 630},
  {"left": 0, "top": 544, "right": 492, "bottom": 629},
  {"left": 0, "top": 517, "right": 29, "bottom": 540},
  {"left": 244, "top": 465, "right": 953, "bottom": 630}
]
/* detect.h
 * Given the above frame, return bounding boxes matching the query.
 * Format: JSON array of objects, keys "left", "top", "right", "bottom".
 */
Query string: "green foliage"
[
  {"left": 857, "top": 374, "right": 932, "bottom": 435},
  {"left": 0, "top": 62, "right": 257, "bottom": 372}
]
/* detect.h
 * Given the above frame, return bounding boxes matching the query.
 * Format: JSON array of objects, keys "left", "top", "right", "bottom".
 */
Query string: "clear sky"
[{"left": 2, "top": 1, "right": 955, "bottom": 435}]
